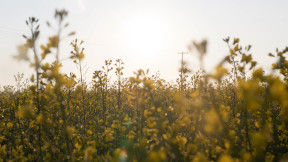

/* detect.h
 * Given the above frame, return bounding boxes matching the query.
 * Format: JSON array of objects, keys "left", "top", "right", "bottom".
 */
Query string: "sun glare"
[{"left": 120, "top": 14, "right": 168, "bottom": 56}]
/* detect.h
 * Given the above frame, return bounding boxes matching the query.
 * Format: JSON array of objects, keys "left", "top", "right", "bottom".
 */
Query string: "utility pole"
[{"left": 178, "top": 51, "right": 189, "bottom": 91}]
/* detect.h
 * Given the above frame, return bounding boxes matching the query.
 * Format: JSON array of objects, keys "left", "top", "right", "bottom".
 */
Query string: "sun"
[{"left": 120, "top": 13, "right": 168, "bottom": 56}]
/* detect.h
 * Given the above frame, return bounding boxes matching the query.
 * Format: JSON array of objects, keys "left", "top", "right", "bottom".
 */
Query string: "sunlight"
[{"left": 120, "top": 14, "right": 168, "bottom": 56}]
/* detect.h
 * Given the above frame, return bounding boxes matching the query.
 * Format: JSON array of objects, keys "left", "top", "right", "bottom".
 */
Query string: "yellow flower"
[
  {"left": 211, "top": 66, "right": 227, "bottom": 81},
  {"left": 7, "top": 122, "right": 13, "bottom": 128}
]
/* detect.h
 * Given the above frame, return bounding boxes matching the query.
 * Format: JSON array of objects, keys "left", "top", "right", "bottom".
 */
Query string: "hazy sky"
[{"left": 1, "top": 0, "right": 288, "bottom": 86}]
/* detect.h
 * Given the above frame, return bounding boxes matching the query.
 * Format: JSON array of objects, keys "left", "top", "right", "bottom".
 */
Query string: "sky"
[{"left": 0, "top": 0, "right": 288, "bottom": 86}]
